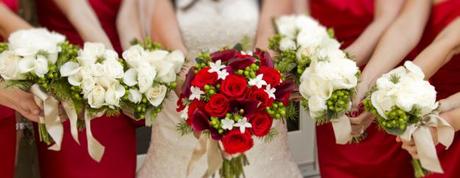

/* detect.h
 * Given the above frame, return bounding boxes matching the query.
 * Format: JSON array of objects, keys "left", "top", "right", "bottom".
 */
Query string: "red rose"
[
  {"left": 249, "top": 112, "right": 273, "bottom": 137},
  {"left": 192, "top": 67, "right": 218, "bottom": 88},
  {"left": 221, "top": 129, "right": 254, "bottom": 154},
  {"left": 221, "top": 74, "right": 247, "bottom": 98},
  {"left": 257, "top": 66, "right": 281, "bottom": 86},
  {"left": 187, "top": 100, "right": 205, "bottom": 125},
  {"left": 205, "top": 94, "right": 229, "bottom": 117},
  {"left": 249, "top": 88, "right": 273, "bottom": 109}
]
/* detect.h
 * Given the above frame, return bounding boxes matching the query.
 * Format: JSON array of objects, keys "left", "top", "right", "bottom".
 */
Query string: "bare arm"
[
  {"left": 354, "top": 0, "right": 431, "bottom": 103},
  {"left": 52, "top": 0, "right": 113, "bottom": 48},
  {"left": 117, "top": 0, "right": 144, "bottom": 50},
  {"left": 0, "top": 3, "right": 31, "bottom": 37},
  {"left": 254, "top": 0, "right": 294, "bottom": 50},
  {"left": 412, "top": 18, "right": 460, "bottom": 79},
  {"left": 345, "top": 0, "right": 404, "bottom": 66},
  {"left": 151, "top": 0, "right": 187, "bottom": 53}
]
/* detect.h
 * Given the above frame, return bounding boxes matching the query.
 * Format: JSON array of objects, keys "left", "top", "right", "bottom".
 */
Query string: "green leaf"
[
  {"left": 0, "top": 43, "right": 9, "bottom": 53},
  {"left": 261, "top": 129, "right": 279, "bottom": 143},
  {"left": 177, "top": 121, "right": 192, "bottom": 136}
]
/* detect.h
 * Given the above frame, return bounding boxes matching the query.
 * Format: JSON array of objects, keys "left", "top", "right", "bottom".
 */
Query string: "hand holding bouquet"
[
  {"left": 364, "top": 61, "right": 455, "bottom": 177},
  {"left": 121, "top": 40, "right": 184, "bottom": 125},
  {"left": 0, "top": 28, "right": 78, "bottom": 150},
  {"left": 176, "top": 47, "right": 294, "bottom": 178}
]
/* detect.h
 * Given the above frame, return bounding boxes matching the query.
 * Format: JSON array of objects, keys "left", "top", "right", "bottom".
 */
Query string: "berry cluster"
[{"left": 326, "top": 89, "right": 351, "bottom": 113}]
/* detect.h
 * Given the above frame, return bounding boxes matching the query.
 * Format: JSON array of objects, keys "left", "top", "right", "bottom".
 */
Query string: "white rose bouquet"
[
  {"left": 299, "top": 55, "right": 359, "bottom": 144},
  {"left": 0, "top": 28, "right": 79, "bottom": 150},
  {"left": 363, "top": 61, "right": 455, "bottom": 177},
  {"left": 120, "top": 40, "right": 184, "bottom": 125},
  {"left": 270, "top": 15, "right": 344, "bottom": 82},
  {"left": 59, "top": 42, "right": 126, "bottom": 161}
]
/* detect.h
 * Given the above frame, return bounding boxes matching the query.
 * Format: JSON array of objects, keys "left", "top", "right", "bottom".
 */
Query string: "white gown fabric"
[{"left": 137, "top": 0, "right": 302, "bottom": 177}]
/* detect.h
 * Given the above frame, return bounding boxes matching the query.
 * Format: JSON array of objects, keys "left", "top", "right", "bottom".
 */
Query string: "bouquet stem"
[
  {"left": 38, "top": 123, "right": 52, "bottom": 145},
  {"left": 219, "top": 154, "right": 249, "bottom": 178},
  {"left": 412, "top": 159, "right": 426, "bottom": 178}
]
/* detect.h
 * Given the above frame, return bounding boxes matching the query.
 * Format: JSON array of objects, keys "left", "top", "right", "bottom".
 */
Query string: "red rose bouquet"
[{"left": 177, "top": 47, "right": 294, "bottom": 178}]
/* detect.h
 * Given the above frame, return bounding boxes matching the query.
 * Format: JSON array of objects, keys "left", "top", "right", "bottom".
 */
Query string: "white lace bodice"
[{"left": 137, "top": 1, "right": 302, "bottom": 177}]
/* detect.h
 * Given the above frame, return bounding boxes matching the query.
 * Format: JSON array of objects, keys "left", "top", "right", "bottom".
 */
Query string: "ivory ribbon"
[
  {"left": 145, "top": 108, "right": 154, "bottom": 126},
  {"left": 186, "top": 135, "right": 223, "bottom": 178},
  {"left": 84, "top": 110, "right": 106, "bottom": 162},
  {"left": 400, "top": 114, "right": 455, "bottom": 173},
  {"left": 331, "top": 115, "right": 352, "bottom": 144},
  {"left": 31, "top": 84, "right": 63, "bottom": 151},
  {"left": 61, "top": 101, "right": 79, "bottom": 144}
]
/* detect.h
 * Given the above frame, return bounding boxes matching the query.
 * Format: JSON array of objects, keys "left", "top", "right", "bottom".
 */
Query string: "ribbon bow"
[
  {"left": 400, "top": 114, "right": 454, "bottom": 173},
  {"left": 186, "top": 134, "right": 224, "bottom": 178},
  {"left": 331, "top": 115, "right": 352, "bottom": 144}
]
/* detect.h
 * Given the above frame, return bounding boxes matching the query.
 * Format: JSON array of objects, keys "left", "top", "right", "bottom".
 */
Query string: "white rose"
[
  {"left": 371, "top": 90, "right": 396, "bottom": 119},
  {"left": 34, "top": 55, "right": 49, "bottom": 78},
  {"left": 279, "top": 37, "right": 296, "bottom": 51},
  {"left": 104, "top": 82, "right": 125, "bottom": 107},
  {"left": 296, "top": 27, "right": 328, "bottom": 48},
  {"left": 0, "top": 51, "right": 24, "bottom": 80},
  {"left": 128, "top": 89, "right": 142, "bottom": 104},
  {"left": 314, "top": 38, "right": 345, "bottom": 60},
  {"left": 299, "top": 68, "right": 333, "bottom": 99},
  {"left": 145, "top": 84, "right": 167, "bottom": 107},
  {"left": 308, "top": 96, "right": 327, "bottom": 119},
  {"left": 9, "top": 28, "right": 65, "bottom": 56},
  {"left": 312, "top": 59, "right": 358, "bottom": 90},
  {"left": 165, "top": 50, "right": 185, "bottom": 73},
  {"left": 275, "top": 15, "right": 298, "bottom": 39},
  {"left": 87, "top": 85, "right": 106, "bottom": 108}
]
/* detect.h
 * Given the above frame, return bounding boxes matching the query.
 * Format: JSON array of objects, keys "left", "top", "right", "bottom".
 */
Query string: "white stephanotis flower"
[
  {"left": 189, "top": 86, "right": 204, "bottom": 101},
  {"left": 208, "top": 60, "right": 226, "bottom": 73},
  {"left": 248, "top": 74, "right": 267, "bottom": 89},
  {"left": 221, "top": 118, "right": 235, "bottom": 130},
  {"left": 180, "top": 106, "right": 189, "bottom": 120},
  {"left": 128, "top": 89, "right": 142, "bottom": 104},
  {"left": 264, "top": 84, "right": 276, "bottom": 99},
  {"left": 145, "top": 84, "right": 167, "bottom": 107},
  {"left": 234, "top": 117, "right": 252, "bottom": 133}
]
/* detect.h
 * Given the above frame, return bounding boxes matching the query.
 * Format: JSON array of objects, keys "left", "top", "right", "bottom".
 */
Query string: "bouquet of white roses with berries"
[
  {"left": 120, "top": 39, "right": 184, "bottom": 125},
  {"left": 0, "top": 28, "right": 79, "bottom": 150},
  {"left": 363, "top": 61, "right": 455, "bottom": 177},
  {"left": 59, "top": 42, "right": 127, "bottom": 161}
]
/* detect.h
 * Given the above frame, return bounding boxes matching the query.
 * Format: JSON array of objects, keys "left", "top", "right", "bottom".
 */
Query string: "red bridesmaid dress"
[
  {"left": 0, "top": 1, "right": 19, "bottom": 178},
  {"left": 310, "top": 1, "right": 414, "bottom": 177},
  {"left": 415, "top": 0, "right": 460, "bottom": 177},
  {"left": 34, "top": 0, "right": 136, "bottom": 178}
]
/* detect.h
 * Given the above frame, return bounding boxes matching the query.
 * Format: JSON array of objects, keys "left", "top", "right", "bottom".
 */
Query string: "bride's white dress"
[{"left": 137, "top": 0, "right": 302, "bottom": 177}]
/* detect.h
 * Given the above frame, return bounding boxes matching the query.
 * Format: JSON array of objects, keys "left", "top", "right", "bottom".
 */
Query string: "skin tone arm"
[
  {"left": 345, "top": 0, "right": 405, "bottom": 67},
  {"left": 117, "top": 0, "right": 144, "bottom": 50},
  {"left": 254, "top": 0, "right": 293, "bottom": 50},
  {"left": 350, "top": 0, "right": 432, "bottom": 132},
  {"left": 0, "top": 3, "right": 40, "bottom": 122},
  {"left": 52, "top": 0, "right": 113, "bottom": 48}
]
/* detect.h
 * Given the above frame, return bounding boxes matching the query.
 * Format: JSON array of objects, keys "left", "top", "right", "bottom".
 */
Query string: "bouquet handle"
[{"left": 331, "top": 115, "right": 352, "bottom": 144}]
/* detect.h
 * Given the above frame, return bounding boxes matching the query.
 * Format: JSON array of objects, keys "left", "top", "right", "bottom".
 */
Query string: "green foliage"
[
  {"left": 327, "top": 28, "right": 335, "bottom": 38},
  {"left": 275, "top": 50, "right": 297, "bottom": 73},
  {"left": 141, "top": 38, "right": 163, "bottom": 51},
  {"left": 261, "top": 129, "right": 278, "bottom": 143},
  {"left": 177, "top": 121, "right": 193, "bottom": 136},
  {"left": 268, "top": 34, "right": 282, "bottom": 51},
  {"left": 4, "top": 80, "right": 33, "bottom": 90},
  {"left": 390, "top": 74, "right": 401, "bottom": 84},
  {"left": 0, "top": 43, "right": 9, "bottom": 53},
  {"left": 57, "top": 41, "right": 79, "bottom": 67}
]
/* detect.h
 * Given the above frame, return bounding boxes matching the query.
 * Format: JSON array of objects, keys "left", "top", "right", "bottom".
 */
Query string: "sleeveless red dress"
[
  {"left": 310, "top": 1, "right": 414, "bottom": 177},
  {"left": 0, "top": 1, "right": 19, "bottom": 178},
  {"left": 415, "top": 0, "right": 460, "bottom": 177},
  {"left": 34, "top": 0, "right": 136, "bottom": 178}
]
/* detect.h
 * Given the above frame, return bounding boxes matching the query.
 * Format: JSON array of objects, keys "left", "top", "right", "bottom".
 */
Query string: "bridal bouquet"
[
  {"left": 59, "top": 42, "right": 126, "bottom": 161},
  {"left": 363, "top": 61, "right": 454, "bottom": 177},
  {"left": 177, "top": 47, "right": 294, "bottom": 178},
  {"left": 121, "top": 40, "right": 184, "bottom": 125},
  {"left": 270, "top": 15, "right": 343, "bottom": 82},
  {"left": 0, "top": 28, "right": 79, "bottom": 150}
]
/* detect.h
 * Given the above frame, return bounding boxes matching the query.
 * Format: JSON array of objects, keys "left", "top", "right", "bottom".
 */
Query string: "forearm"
[
  {"left": 151, "top": 0, "right": 187, "bottom": 53},
  {"left": 439, "top": 92, "right": 460, "bottom": 113},
  {"left": 255, "top": 0, "right": 293, "bottom": 50},
  {"left": 442, "top": 107, "right": 460, "bottom": 131},
  {"left": 0, "top": 3, "right": 32, "bottom": 38},
  {"left": 53, "top": 0, "right": 113, "bottom": 48},
  {"left": 117, "top": 0, "right": 143, "bottom": 50},
  {"left": 360, "top": 0, "right": 431, "bottom": 86},
  {"left": 413, "top": 18, "right": 460, "bottom": 78}
]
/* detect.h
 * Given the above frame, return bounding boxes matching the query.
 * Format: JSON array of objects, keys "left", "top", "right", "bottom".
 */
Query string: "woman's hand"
[
  {"left": 0, "top": 87, "right": 40, "bottom": 122},
  {"left": 397, "top": 127, "right": 438, "bottom": 159}
]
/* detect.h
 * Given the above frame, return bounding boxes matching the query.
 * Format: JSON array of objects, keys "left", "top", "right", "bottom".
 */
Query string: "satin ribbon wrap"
[
  {"left": 31, "top": 84, "right": 63, "bottom": 151},
  {"left": 61, "top": 101, "right": 79, "bottom": 144},
  {"left": 331, "top": 115, "right": 352, "bottom": 144},
  {"left": 84, "top": 110, "right": 106, "bottom": 162},
  {"left": 400, "top": 114, "right": 455, "bottom": 173},
  {"left": 186, "top": 135, "right": 223, "bottom": 178}
]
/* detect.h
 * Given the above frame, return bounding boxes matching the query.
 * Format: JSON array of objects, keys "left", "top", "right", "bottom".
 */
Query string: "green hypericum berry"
[
  {"left": 209, "top": 89, "right": 216, "bottom": 95},
  {"left": 226, "top": 113, "right": 232, "bottom": 119},
  {"left": 204, "top": 85, "right": 211, "bottom": 91},
  {"left": 236, "top": 70, "right": 244, "bottom": 75},
  {"left": 218, "top": 129, "right": 224, "bottom": 134},
  {"left": 170, "top": 82, "right": 177, "bottom": 89},
  {"left": 244, "top": 71, "right": 250, "bottom": 76}
]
